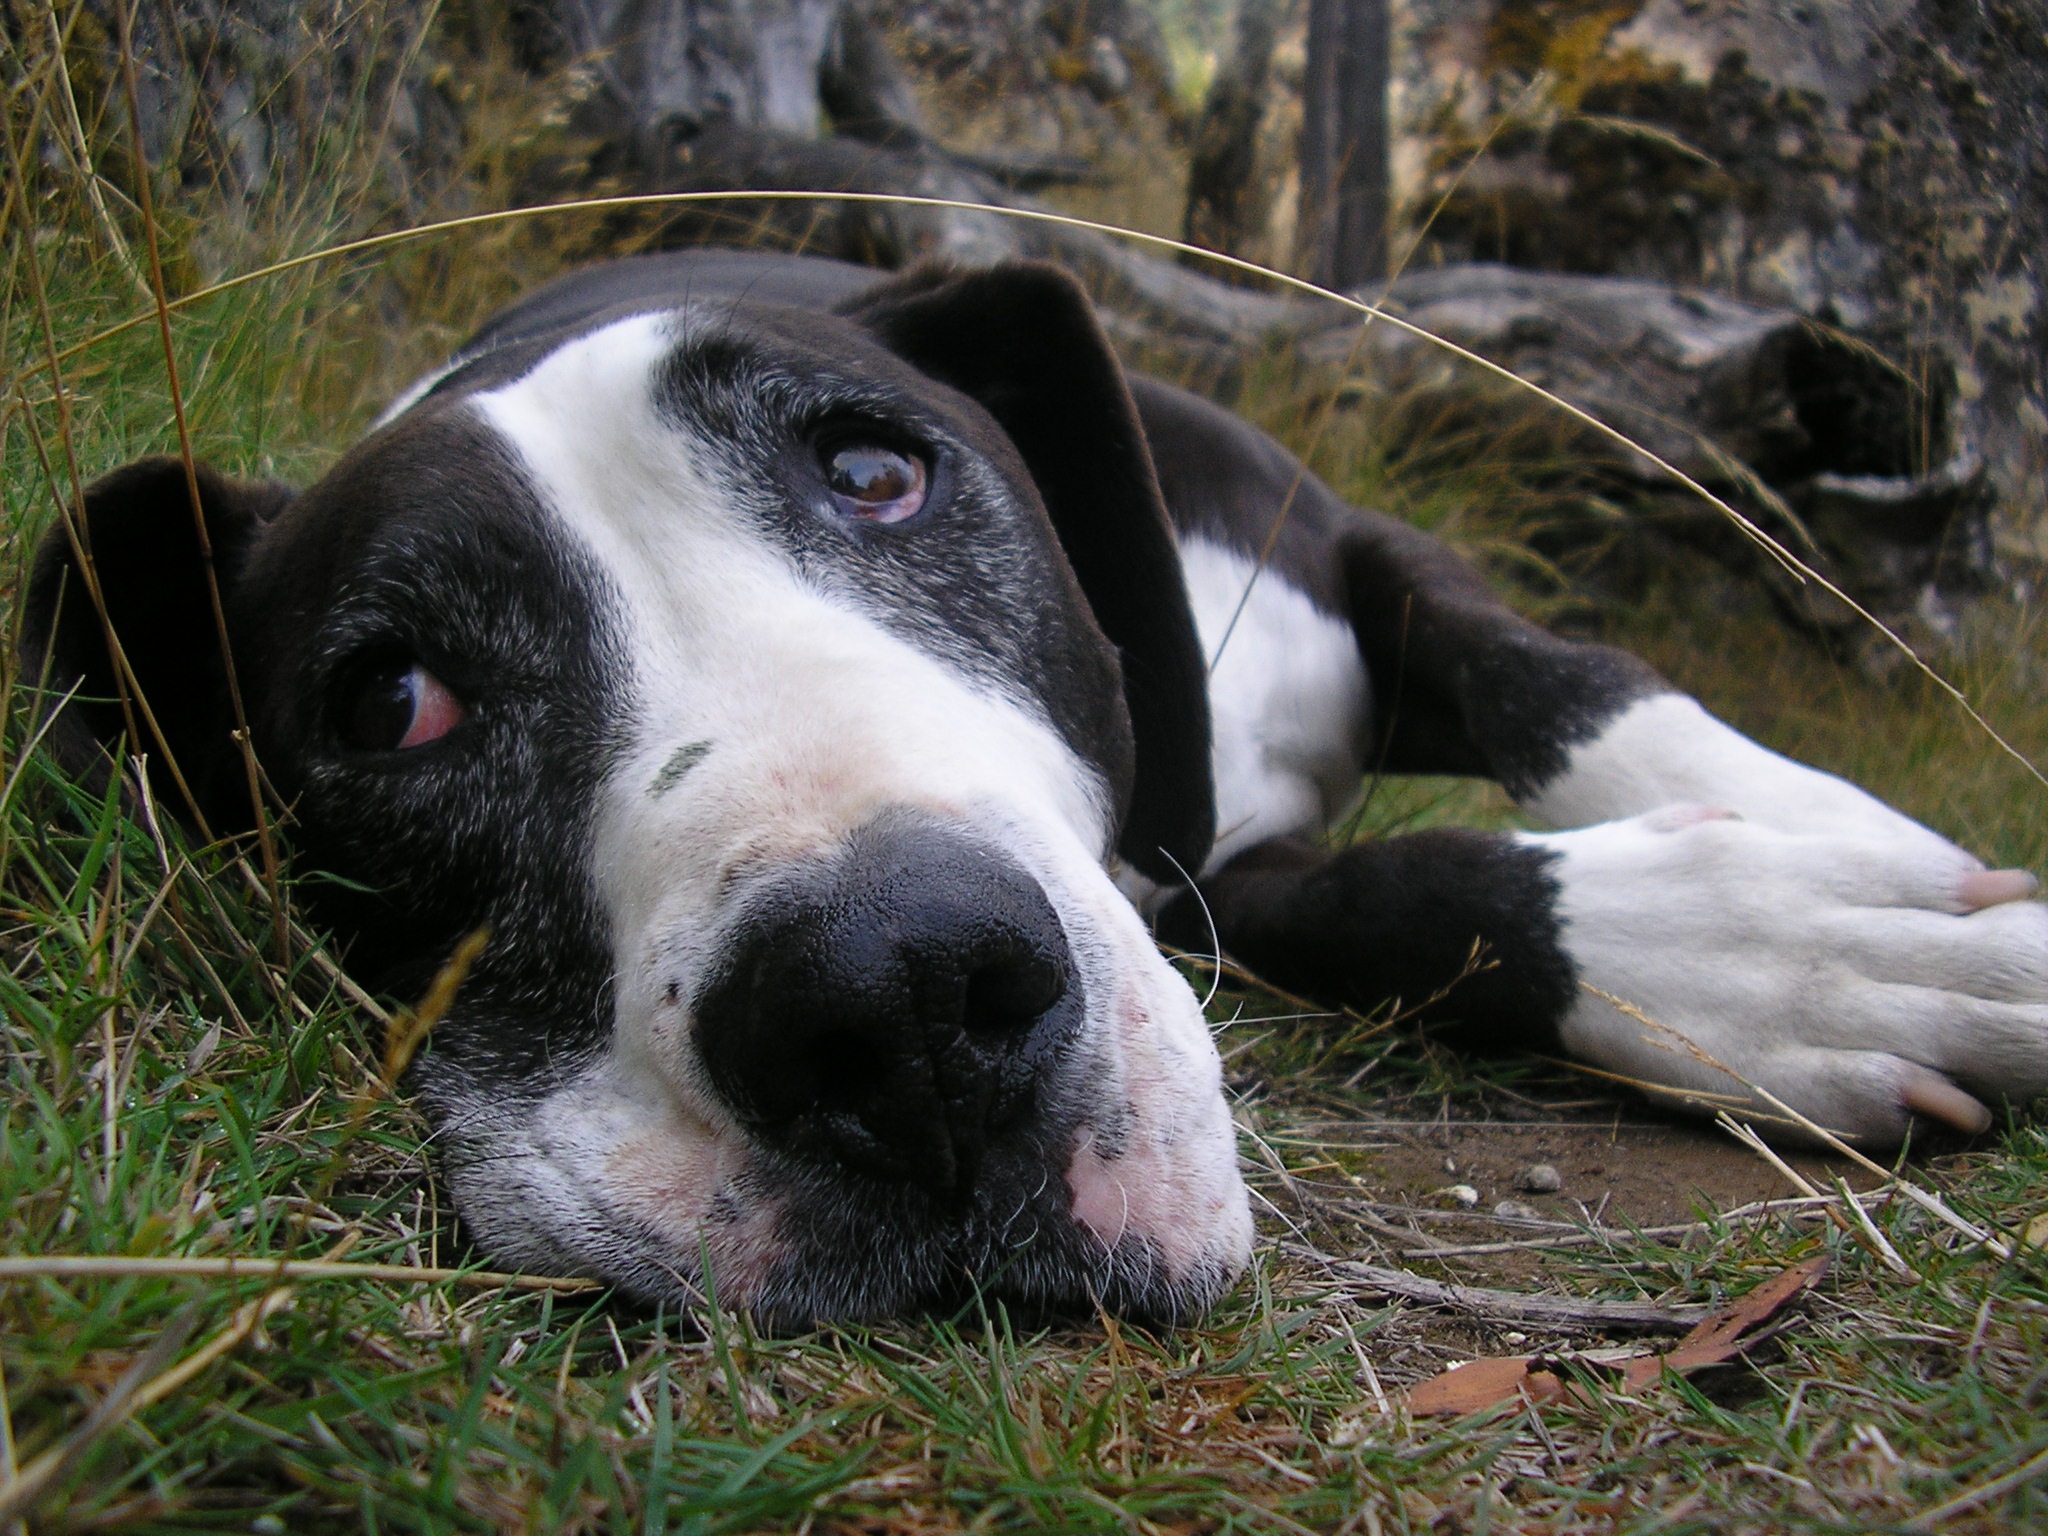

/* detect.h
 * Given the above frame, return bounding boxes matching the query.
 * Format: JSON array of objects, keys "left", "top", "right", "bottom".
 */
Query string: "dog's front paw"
[{"left": 1528, "top": 808, "right": 2048, "bottom": 1145}]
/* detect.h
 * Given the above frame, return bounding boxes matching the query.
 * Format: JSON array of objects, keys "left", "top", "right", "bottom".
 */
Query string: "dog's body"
[{"left": 28, "top": 251, "right": 2048, "bottom": 1325}]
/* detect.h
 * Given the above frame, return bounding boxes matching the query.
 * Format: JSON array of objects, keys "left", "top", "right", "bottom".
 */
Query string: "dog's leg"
[
  {"left": 1169, "top": 506, "right": 2048, "bottom": 1145},
  {"left": 1158, "top": 827, "right": 1579, "bottom": 1051}
]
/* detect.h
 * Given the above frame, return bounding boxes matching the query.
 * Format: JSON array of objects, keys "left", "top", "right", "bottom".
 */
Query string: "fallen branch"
[
  {"left": 1401, "top": 1255, "right": 1828, "bottom": 1416},
  {"left": 1286, "top": 1247, "right": 1709, "bottom": 1332},
  {"left": 1389, "top": 1193, "right": 1893, "bottom": 1258}
]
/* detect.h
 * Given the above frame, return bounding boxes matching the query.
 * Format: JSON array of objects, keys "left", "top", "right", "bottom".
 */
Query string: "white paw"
[{"left": 1527, "top": 808, "right": 2048, "bottom": 1145}]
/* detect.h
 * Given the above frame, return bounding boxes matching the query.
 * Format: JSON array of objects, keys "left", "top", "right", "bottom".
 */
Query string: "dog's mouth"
[{"left": 434, "top": 1039, "right": 1247, "bottom": 1329}]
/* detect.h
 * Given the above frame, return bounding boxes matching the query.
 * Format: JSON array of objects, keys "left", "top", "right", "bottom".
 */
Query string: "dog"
[{"left": 24, "top": 249, "right": 2048, "bottom": 1326}]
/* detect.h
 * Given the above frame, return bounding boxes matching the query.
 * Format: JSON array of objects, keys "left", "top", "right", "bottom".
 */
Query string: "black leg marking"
[
  {"left": 1158, "top": 831, "right": 1576, "bottom": 1051},
  {"left": 1337, "top": 518, "right": 1665, "bottom": 799}
]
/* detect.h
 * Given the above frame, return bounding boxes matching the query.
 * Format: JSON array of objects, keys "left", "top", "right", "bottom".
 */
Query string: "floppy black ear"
[
  {"left": 842, "top": 263, "right": 1216, "bottom": 886},
  {"left": 21, "top": 456, "right": 290, "bottom": 835}
]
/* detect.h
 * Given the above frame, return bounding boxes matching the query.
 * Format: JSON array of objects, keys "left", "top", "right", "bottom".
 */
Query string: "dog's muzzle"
[{"left": 693, "top": 812, "right": 1082, "bottom": 1195}]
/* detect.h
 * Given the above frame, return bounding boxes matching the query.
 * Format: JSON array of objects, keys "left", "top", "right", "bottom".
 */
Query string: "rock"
[
  {"left": 1518, "top": 1162, "right": 1563, "bottom": 1193},
  {"left": 1493, "top": 1199, "right": 1540, "bottom": 1220}
]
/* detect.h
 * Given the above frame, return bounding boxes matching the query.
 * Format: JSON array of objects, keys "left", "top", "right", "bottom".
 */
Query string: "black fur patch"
[
  {"left": 1158, "top": 830, "right": 1577, "bottom": 1051},
  {"left": 23, "top": 458, "right": 292, "bottom": 833},
  {"left": 1336, "top": 523, "right": 1663, "bottom": 795},
  {"left": 241, "top": 408, "right": 626, "bottom": 1076}
]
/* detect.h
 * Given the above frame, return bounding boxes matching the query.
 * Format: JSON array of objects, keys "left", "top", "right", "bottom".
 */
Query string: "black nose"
[{"left": 692, "top": 813, "right": 1079, "bottom": 1193}]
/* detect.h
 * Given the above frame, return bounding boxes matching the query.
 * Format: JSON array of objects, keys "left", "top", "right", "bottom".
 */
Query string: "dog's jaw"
[{"left": 419, "top": 308, "right": 1252, "bottom": 1322}]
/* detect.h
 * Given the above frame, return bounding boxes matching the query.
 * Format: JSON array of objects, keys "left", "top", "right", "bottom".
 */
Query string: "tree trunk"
[
  {"left": 1300, "top": 0, "right": 1389, "bottom": 288},
  {"left": 1182, "top": 0, "right": 1281, "bottom": 264}
]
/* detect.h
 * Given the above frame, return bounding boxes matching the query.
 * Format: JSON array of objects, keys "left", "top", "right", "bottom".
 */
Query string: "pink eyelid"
[
  {"left": 860, "top": 495, "right": 922, "bottom": 525},
  {"left": 397, "top": 669, "right": 465, "bottom": 748}
]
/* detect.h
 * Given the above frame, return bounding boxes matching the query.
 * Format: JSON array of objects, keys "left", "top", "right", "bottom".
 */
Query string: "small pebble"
[
  {"left": 1494, "top": 1200, "right": 1539, "bottom": 1220},
  {"left": 1445, "top": 1183, "right": 1480, "bottom": 1207},
  {"left": 1518, "top": 1162, "right": 1563, "bottom": 1193}
]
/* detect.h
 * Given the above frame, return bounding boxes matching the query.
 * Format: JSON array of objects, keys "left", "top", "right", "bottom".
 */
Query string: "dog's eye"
[
  {"left": 341, "top": 661, "right": 465, "bottom": 751},
  {"left": 823, "top": 444, "right": 927, "bottom": 524}
]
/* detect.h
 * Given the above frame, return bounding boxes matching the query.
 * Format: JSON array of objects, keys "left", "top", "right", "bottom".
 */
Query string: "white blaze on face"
[{"left": 464, "top": 311, "right": 1252, "bottom": 1300}]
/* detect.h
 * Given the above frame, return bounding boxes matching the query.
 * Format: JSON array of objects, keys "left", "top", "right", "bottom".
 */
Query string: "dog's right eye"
[
  {"left": 821, "top": 442, "right": 927, "bottom": 524},
  {"left": 339, "top": 661, "right": 465, "bottom": 752}
]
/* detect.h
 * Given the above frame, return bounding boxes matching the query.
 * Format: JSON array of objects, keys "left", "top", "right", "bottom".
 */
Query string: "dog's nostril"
[
  {"left": 962, "top": 955, "right": 1068, "bottom": 1033},
  {"left": 810, "top": 1028, "right": 886, "bottom": 1093}
]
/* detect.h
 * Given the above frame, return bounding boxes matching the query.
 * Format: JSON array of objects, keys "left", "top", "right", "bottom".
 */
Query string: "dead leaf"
[
  {"left": 1401, "top": 1256, "right": 1827, "bottom": 1416},
  {"left": 1619, "top": 1254, "right": 1828, "bottom": 1389},
  {"left": 1403, "top": 1355, "right": 1568, "bottom": 1416}
]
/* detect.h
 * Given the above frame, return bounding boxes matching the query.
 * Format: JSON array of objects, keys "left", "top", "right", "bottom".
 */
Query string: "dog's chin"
[
  {"left": 422, "top": 994, "right": 1254, "bottom": 1326},
  {"left": 437, "top": 1117, "right": 1252, "bottom": 1329},
  {"left": 712, "top": 1147, "right": 1252, "bottom": 1331}
]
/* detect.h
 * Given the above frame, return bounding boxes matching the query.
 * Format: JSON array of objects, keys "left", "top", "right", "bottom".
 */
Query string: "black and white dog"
[{"left": 25, "top": 250, "right": 2048, "bottom": 1325}]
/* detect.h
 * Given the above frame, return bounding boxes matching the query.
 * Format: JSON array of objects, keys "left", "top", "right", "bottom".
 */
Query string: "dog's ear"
[
  {"left": 21, "top": 456, "right": 290, "bottom": 834},
  {"left": 843, "top": 263, "right": 1215, "bottom": 885}
]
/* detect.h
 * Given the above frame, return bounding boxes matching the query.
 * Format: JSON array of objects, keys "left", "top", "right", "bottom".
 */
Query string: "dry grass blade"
[
  {"left": 0, "top": 1303, "right": 203, "bottom": 1526},
  {"left": 1580, "top": 982, "right": 2016, "bottom": 1268},
  {"left": 0, "top": 1229, "right": 367, "bottom": 1523},
  {"left": 1711, "top": 1113, "right": 1890, "bottom": 1264},
  {"left": 1906, "top": 1443, "right": 2048, "bottom": 1531},
  {"left": 0, "top": 1255, "right": 601, "bottom": 1291},
  {"left": 1614, "top": 999, "right": 2019, "bottom": 1261}
]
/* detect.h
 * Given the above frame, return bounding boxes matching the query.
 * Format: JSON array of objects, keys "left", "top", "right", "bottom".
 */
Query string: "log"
[{"left": 1399, "top": 0, "right": 2045, "bottom": 592}]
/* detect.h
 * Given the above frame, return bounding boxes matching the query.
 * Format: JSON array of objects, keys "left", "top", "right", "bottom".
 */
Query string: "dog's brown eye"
[
  {"left": 824, "top": 445, "right": 926, "bottom": 524},
  {"left": 342, "top": 662, "right": 465, "bottom": 751}
]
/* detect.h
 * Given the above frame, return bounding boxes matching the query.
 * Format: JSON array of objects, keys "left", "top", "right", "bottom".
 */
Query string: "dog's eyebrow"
[{"left": 648, "top": 740, "right": 713, "bottom": 797}]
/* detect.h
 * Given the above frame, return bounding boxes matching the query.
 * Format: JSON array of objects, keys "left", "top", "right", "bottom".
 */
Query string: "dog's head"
[{"left": 24, "top": 262, "right": 1253, "bottom": 1324}]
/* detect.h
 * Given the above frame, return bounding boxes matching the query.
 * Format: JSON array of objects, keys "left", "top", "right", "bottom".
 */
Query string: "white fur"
[
  {"left": 1520, "top": 692, "right": 2048, "bottom": 1138},
  {"left": 453, "top": 312, "right": 1251, "bottom": 1304},
  {"left": 1178, "top": 536, "right": 1370, "bottom": 873},
  {"left": 1527, "top": 795, "right": 2048, "bottom": 1142},
  {"left": 1528, "top": 692, "right": 1959, "bottom": 858}
]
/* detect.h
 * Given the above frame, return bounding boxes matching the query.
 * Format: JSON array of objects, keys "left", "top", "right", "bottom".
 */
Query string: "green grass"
[{"left": 6, "top": 7, "right": 2048, "bottom": 1531}]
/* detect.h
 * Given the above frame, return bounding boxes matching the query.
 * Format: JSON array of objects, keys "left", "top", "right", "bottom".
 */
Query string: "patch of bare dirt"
[{"left": 1333, "top": 1112, "right": 1872, "bottom": 1234}]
